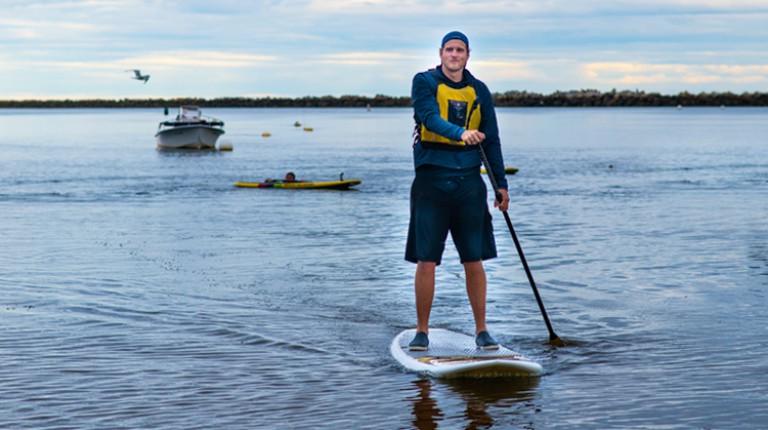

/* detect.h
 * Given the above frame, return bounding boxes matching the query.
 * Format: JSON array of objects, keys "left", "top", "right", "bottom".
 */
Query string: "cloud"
[
  {"left": 625, "top": 0, "right": 768, "bottom": 10},
  {"left": 0, "top": 17, "right": 100, "bottom": 39},
  {"left": 3, "top": 0, "right": 768, "bottom": 97},
  {"left": 1, "top": 51, "right": 277, "bottom": 72},
  {"left": 582, "top": 62, "right": 768, "bottom": 86},
  {"left": 305, "top": 0, "right": 768, "bottom": 16},
  {"left": 120, "top": 51, "right": 278, "bottom": 69},
  {"left": 306, "top": 0, "right": 434, "bottom": 14},
  {"left": 304, "top": 0, "right": 571, "bottom": 15},
  {"left": 0, "top": 92, "right": 137, "bottom": 100},
  {"left": 314, "top": 52, "right": 418, "bottom": 65},
  {"left": 471, "top": 59, "right": 537, "bottom": 80}
]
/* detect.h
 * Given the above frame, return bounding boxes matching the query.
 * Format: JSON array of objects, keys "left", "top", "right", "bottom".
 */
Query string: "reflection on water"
[
  {"left": 411, "top": 379, "right": 442, "bottom": 430},
  {"left": 155, "top": 147, "right": 222, "bottom": 156},
  {"left": 409, "top": 377, "right": 539, "bottom": 430}
]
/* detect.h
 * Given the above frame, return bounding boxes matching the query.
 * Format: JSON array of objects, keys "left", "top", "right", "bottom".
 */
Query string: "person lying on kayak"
[{"left": 263, "top": 172, "right": 299, "bottom": 184}]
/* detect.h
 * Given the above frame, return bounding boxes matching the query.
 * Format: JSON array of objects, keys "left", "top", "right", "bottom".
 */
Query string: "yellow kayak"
[
  {"left": 481, "top": 166, "right": 518, "bottom": 175},
  {"left": 234, "top": 179, "right": 361, "bottom": 190}
]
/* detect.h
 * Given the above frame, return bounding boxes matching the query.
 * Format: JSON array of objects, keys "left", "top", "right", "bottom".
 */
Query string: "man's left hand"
[{"left": 494, "top": 188, "right": 509, "bottom": 212}]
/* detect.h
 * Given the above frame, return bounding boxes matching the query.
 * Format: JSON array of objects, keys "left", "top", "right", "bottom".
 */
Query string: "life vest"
[{"left": 417, "top": 69, "right": 482, "bottom": 148}]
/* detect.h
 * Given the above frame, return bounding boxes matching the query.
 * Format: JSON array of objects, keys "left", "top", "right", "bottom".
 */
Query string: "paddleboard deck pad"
[{"left": 391, "top": 329, "right": 543, "bottom": 378}]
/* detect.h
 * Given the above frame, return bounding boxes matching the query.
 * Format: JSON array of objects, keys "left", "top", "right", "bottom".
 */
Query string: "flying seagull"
[{"left": 126, "top": 69, "right": 150, "bottom": 83}]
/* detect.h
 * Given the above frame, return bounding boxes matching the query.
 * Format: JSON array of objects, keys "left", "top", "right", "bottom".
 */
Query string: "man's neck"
[{"left": 440, "top": 65, "right": 464, "bottom": 83}]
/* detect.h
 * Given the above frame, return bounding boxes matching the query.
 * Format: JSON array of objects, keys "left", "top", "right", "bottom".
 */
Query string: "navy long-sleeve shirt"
[{"left": 411, "top": 66, "right": 508, "bottom": 189}]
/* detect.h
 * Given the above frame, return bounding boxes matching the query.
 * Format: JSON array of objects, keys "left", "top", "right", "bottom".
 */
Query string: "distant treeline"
[
  {"left": 494, "top": 89, "right": 768, "bottom": 107},
  {"left": 2, "top": 90, "right": 768, "bottom": 108}
]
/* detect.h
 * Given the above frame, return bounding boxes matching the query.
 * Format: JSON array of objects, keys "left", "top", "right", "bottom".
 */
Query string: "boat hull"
[{"left": 155, "top": 125, "right": 224, "bottom": 150}]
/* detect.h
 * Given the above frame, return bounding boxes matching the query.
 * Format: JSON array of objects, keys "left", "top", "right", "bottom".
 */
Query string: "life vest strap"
[{"left": 420, "top": 140, "right": 474, "bottom": 151}]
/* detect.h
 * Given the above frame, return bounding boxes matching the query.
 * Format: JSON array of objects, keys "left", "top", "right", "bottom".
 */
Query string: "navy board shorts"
[{"left": 405, "top": 165, "right": 497, "bottom": 265}]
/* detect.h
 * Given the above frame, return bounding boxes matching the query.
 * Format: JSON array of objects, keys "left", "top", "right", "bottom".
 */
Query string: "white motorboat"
[{"left": 155, "top": 106, "right": 225, "bottom": 150}]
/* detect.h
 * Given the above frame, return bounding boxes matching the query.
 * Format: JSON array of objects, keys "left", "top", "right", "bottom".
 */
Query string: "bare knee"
[
  {"left": 417, "top": 261, "right": 437, "bottom": 275},
  {"left": 463, "top": 261, "right": 485, "bottom": 276}
]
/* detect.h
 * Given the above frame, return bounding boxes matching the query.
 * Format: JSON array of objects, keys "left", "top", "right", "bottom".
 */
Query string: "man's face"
[{"left": 440, "top": 39, "right": 469, "bottom": 73}]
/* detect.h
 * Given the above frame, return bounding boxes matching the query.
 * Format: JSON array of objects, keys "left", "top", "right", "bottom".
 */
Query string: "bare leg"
[
  {"left": 464, "top": 261, "right": 488, "bottom": 334},
  {"left": 415, "top": 261, "right": 436, "bottom": 333}
]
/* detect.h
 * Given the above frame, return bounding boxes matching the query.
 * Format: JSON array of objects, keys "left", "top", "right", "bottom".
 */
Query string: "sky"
[{"left": 1, "top": 0, "right": 767, "bottom": 99}]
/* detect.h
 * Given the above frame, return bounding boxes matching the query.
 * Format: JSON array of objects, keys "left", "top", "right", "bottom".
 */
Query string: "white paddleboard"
[{"left": 391, "top": 329, "right": 543, "bottom": 378}]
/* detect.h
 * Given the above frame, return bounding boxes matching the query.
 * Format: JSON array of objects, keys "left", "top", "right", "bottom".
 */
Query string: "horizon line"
[{"left": 3, "top": 88, "right": 768, "bottom": 103}]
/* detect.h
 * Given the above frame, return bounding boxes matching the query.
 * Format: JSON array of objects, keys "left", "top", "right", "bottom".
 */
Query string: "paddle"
[
  {"left": 462, "top": 100, "right": 563, "bottom": 345},
  {"left": 477, "top": 143, "right": 565, "bottom": 346},
  {"left": 477, "top": 144, "right": 564, "bottom": 346}
]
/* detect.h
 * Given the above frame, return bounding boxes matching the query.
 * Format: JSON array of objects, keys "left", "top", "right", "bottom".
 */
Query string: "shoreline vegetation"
[{"left": 1, "top": 89, "right": 767, "bottom": 108}]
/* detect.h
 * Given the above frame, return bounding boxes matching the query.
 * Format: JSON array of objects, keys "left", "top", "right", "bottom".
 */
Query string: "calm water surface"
[{"left": 1, "top": 107, "right": 766, "bottom": 429}]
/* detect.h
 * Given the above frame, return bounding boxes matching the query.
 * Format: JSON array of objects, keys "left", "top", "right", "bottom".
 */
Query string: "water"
[{"left": 1, "top": 107, "right": 766, "bottom": 429}]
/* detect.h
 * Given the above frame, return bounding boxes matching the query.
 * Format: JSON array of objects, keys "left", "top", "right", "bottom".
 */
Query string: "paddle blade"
[
  {"left": 548, "top": 335, "right": 567, "bottom": 347},
  {"left": 545, "top": 334, "right": 587, "bottom": 348}
]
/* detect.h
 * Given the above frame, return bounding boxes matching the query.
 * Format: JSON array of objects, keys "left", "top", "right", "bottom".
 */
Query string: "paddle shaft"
[{"left": 476, "top": 143, "right": 560, "bottom": 342}]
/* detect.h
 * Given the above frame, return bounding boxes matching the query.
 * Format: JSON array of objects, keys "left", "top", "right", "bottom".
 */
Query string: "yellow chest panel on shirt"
[{"left": 420, "top": 83, "right": 482, "bottom": 145}]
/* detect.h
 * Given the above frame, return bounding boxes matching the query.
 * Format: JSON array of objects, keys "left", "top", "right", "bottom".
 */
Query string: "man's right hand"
[{"left": 461, "top": 129, "right": 485, "bottom": 145}]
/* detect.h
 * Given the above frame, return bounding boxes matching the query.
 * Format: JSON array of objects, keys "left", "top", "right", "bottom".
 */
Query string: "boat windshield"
[{"left": 179, "top": 106, "right": 201, "bottom": 121}]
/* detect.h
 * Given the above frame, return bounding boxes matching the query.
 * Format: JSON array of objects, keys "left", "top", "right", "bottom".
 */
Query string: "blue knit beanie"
[{"left": 441, "top": 31, "right": 469, "bottom": 49}]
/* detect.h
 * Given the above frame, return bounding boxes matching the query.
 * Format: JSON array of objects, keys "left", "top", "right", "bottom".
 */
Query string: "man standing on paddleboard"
[{"left": 406, "top": 31, "right": 509, "bottom": 351}]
